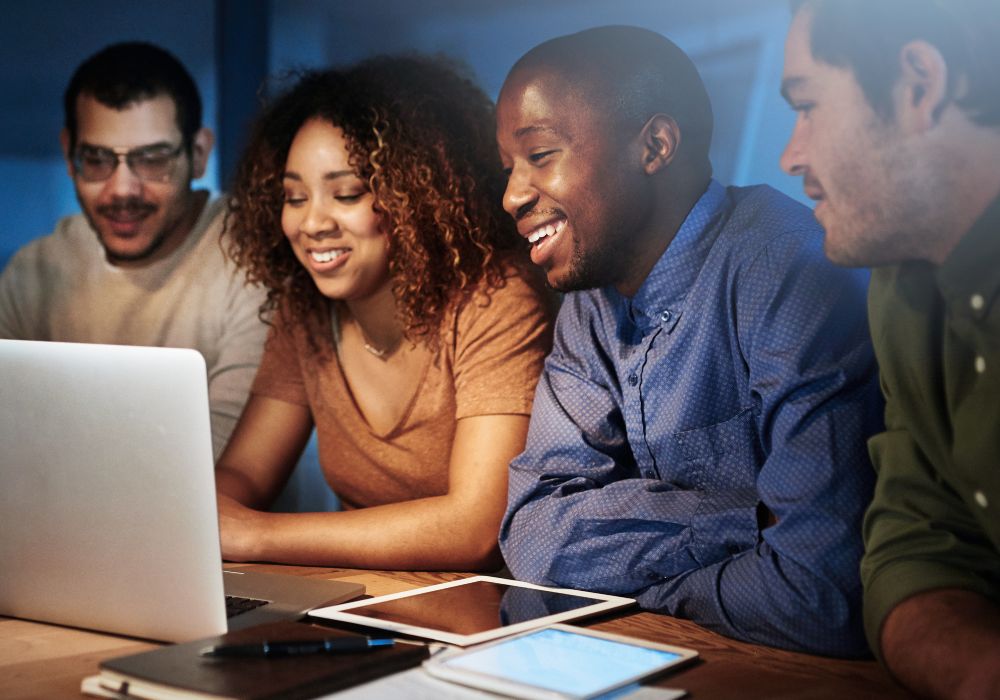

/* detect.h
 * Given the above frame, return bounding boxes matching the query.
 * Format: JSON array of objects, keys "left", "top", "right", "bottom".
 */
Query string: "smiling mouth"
[
  {"left": 524, "top": 217, "right": 567, "bottom": 246},
  {"left": 309, "top": 248, "right": 349, "bottom": 263},
  {"left": 99, "top": 203, "right": 156, "bottom": 228}
]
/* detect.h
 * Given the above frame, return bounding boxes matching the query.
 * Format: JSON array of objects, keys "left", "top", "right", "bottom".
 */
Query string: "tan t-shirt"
[{"left": 251, "top": 269, "right": 554, "bottom": 509}]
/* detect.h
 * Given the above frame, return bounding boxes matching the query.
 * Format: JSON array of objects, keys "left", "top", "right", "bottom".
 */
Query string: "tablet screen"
[
  {"left": 441, "top": 627, "right": 683, "bottom": 697},
  {"left": 341, "top": 580, "right": 599, "bottom": 635},
  {"left": 309, "top": 576, "right": 636, "bottom": 646}
]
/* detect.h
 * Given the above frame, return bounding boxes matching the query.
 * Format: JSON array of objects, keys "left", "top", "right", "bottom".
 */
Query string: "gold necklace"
[
  {"left": 362, "top": 339, "right": 390, "bottom": 358},
  {"left": 331, "top": 307, "right": 400, "bottom": 359}
]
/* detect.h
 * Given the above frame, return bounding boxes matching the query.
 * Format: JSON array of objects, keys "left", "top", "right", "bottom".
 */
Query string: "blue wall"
[
  {"left": 268, "top": 0, "right": 803, "bottom": 200},
  {"left": 1, "top": 0, "right": 805, "bottom": 269}
]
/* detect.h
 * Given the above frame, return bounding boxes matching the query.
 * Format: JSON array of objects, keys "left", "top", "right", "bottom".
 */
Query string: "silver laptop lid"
[{"left": 0, "top": 339, "right": 227, "bottom": 642}]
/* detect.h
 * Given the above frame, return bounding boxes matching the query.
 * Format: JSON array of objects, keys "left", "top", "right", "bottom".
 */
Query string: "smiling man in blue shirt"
[{"left": 496, "top": 25, "right": 882, "bottom": 657}]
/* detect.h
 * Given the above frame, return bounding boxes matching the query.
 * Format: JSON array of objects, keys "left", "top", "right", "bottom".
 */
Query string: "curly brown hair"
[{"left": 226, "top": 54, "right": 521, "bottom": 352}]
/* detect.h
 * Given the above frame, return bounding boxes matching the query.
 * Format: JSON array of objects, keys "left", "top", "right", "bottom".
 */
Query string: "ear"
[
  {"left": 639, "top": 114, "right": 680, "bottom": 175},
  {"left": 189, "top": 127, "right": 214, "bottom": 179},
  {"left": 59, "top": 128, "right": 75, "bottom": 179},
  {"left": 897, "top": 40, "right": 949, "bottom": 131}
]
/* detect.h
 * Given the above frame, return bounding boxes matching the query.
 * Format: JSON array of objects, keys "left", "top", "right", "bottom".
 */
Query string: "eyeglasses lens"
[{"left": 74, "top": 145, "right": 182, "bottom": 183}]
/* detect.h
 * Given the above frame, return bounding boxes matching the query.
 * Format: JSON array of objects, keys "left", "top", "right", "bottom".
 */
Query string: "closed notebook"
[{"left": 86, "top": 620, "right": 428, "bottom": 700}]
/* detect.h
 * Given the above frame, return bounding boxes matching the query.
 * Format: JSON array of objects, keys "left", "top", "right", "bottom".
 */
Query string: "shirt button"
[
  {"left": 970, "top": 294, "right": 985, "bottom": 311},
  {"left": 627, "top": 374, "right": 639, "bottom": 387},
  {"left": 974, "top": 490, "right": 989, "bottom": 509},
  {"left": 975, "top": 356, "right": 986, "bottom": 374},
  {"left": 660, "top": 310, "right": 672, "bottom": 324}
]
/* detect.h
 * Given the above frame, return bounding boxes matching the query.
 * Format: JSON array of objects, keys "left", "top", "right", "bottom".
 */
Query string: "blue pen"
[{"left": 200, "top": 636, "right": 394, "bottom": 658}]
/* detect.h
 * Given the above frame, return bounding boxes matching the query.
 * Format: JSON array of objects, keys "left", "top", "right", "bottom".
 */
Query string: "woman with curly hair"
[{"left": 216, "top": 55, "right": 554, "bottom": 571}]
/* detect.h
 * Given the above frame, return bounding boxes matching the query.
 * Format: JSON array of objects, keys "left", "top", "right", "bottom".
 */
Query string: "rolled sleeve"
[{"left": 862, "top": 417, "right": 1000, "bottom": 660}]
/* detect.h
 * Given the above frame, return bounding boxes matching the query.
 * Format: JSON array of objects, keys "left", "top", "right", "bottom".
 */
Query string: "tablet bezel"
[
  {"left": 307, "top": 575, "right": 635, "bottom": 646},
  {"left": 421, "top": 623, "right": 698, "bottom": 700}
]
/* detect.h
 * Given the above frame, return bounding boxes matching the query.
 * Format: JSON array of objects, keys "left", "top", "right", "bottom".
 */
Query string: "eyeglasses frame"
[{"left": 71, "top": 142, "right": 186, "bottom": 183}]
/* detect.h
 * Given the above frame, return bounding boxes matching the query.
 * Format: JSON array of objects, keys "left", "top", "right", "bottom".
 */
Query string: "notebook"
[
  {"left": 82, "top": 620, "right": 429, "bottom": 700},
  {"left": 0, "top": 339, "right": 363, "bottom": 643}
]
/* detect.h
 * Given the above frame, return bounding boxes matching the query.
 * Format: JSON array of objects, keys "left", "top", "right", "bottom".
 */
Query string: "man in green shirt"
[{"left": 779, "top": 1, "right": 1000, "bottom": 697}]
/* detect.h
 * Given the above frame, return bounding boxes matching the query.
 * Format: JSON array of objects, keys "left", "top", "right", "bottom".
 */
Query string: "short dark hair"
[
  {"left": 63, "top": 42, "right": 203, "bottom": 152},
  {"left": 792, "top": 0, "right": 1000, "bottom": 126},
  {"left": 509, "top": 25, "right": 714, "bottom": 163}
]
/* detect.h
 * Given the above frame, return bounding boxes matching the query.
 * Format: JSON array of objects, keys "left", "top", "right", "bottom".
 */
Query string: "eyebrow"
[
  {"left": 779, "top": 76, "right": 806, "bottom": 104},
  {"left": 513, "top": 124, "right": 565, "bottom": 140},
  {"left": 282, "top": 169, "right": 356, "bottom": 182},
  {"left": 77, "top": 140, "right": 176, "bottom": 152}
]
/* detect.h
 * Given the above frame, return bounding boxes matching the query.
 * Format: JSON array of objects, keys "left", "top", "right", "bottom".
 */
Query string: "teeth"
[
  {"left": 528, "top": 220, "right": 565, "bottom": 245},
  {"left": 310, "top": 249, "right": 346, "bottom": 263}
]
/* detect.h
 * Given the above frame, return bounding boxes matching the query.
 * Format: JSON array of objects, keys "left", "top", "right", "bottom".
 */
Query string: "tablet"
[
  {"left": 307, "top": 576, "right": 634, "bottom": 646},
  {"left": 422, "top": 623, "right": 697, "bottom": 699}
]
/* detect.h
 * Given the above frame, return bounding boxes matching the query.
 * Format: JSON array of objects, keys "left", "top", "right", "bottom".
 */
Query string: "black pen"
[{"left": 200, "top": 636, "right": 394, "bottom": 658}]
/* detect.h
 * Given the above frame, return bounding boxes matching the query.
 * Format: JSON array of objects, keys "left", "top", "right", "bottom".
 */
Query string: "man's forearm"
[{"left": 881, "top": 588, "right": 1000, "bottom": 700}]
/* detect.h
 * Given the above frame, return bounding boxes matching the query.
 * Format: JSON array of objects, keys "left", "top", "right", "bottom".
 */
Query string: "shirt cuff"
[{"left": 863, "top": 558, "right": 999, "bottom": 662}]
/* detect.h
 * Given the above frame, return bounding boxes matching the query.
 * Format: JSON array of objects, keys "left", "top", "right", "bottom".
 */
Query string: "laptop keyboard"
[{"left": 225, "top": 594, "right": 269, "bottom": 618}]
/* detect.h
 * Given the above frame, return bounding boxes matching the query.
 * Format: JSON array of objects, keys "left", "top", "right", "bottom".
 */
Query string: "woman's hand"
[{"left": 217, "top": 493, "right": 269, "bottom": 562}]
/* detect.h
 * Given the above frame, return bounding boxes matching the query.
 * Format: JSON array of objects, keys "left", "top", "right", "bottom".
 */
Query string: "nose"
[
  {"left": 298, "top": 198, "right": 338, "bottom": 238},
  {"left": 779, "top": 120, "right": 807, "bottom": 176},
  {"left": 502, "top": 164, "right": 538, "bottom": 221},
  {"left": 105, "top": 158, "right": 143, "bottom": 198}
]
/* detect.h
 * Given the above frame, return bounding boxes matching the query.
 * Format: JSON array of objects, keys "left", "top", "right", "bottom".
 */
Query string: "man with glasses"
[{"left": 0, "top": 42, "right": 266, "bottom": 458}]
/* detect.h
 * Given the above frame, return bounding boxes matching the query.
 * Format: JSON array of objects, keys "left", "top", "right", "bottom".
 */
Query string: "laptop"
[{"left": 0, "top": 339, "right": 363, "bottom": 643}]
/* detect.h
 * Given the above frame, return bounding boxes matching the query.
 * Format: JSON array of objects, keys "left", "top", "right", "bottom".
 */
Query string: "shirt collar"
[
  {"left": 618, "top": 179, "right": 727, "bottom": 329},
  {"left": 935, "top": 192, "right": 1000, "bottom": 318}
]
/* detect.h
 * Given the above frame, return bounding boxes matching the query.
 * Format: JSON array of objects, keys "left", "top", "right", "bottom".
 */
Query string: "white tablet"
[
  {"left": 422, "top": 623, "right": 697, "bottom": 699},
  {"left": 307, "top": 576, "right": 634, "bottom": 646}
]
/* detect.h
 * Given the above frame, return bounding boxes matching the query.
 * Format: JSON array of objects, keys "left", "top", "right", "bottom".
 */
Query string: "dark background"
[{"left": 0, "top": 0, "right": 803, "bottom": 267}]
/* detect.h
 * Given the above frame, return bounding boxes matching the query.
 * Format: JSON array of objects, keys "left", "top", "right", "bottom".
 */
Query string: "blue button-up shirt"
[{"left": 500, "top": 181, "right": 882, "bottom": 657}]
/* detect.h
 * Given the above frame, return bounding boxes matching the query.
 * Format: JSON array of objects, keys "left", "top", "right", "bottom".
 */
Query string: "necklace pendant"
[{"left": 363, "top": 341, "right": 389, "bottom": 358}]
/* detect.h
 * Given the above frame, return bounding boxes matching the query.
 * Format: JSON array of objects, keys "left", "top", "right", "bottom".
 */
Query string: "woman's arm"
[
  {"left": 217, "top": 412, "right": 527, "bottom": 571},
  {"left": 215, "top": 394, "right": 315, "bottom": 508}
]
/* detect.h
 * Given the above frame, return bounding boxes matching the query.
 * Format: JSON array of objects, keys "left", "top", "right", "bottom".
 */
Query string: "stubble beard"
[
  {"left": 550, "top": 228, "right": 631, "bottom": 294},
  {"left": 822, "top": 128, "right": 938, "bottom": 268},
  {"left": 81, "top": 190, "right": 195, "bottom": 265}
]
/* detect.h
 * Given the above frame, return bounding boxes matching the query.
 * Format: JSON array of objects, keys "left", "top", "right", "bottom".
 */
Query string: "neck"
[
  {"left": 615, "top": 171, "right": 710, "bottom": 297},
  {"left": 925, "top": 129, "right": 1000, "bottom": 265},
  {"left": 343, "top": 283, "right": 404, "bottom": 356}
]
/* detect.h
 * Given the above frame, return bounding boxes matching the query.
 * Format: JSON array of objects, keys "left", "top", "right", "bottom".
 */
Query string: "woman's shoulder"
[
  {"left": 448, "top": 256, "right": 555, "bottom": 325},
  {"left": 442, "top": 254, "right": 556, "bottom": 356},
  {"left": 267, "top": 296, "right": 335, "bottom": 362}
]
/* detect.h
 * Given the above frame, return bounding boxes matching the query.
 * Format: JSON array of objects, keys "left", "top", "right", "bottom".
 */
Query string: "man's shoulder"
[
  {"left": 708, "top": 183, "right": 827, "bottom": 277},
  {"left": 722, "top": 183, "right": 822, "bottom": 239},
  {"left": 184, "top": 195, "right": 228, "bottom": 253},
  {"left": 550, "top": 287, "right": 617, "bottom": 349},
  {"left": 176, "top": 196, "right": 247, "bottom": 275},
  {"left": 4, "top": 213, "right": 99, "bottom": 273},
  {"left": 16, "top": 212, "right": 95, "bottom": 252}
]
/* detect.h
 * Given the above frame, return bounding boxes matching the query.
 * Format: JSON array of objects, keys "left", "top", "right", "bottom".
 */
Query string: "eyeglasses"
[{"left": 72, "top": 143, "right": 184, "bottom": 183}]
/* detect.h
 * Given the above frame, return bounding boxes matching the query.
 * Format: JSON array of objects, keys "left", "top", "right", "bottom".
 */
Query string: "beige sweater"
[{"left": 0, "top": 195, "right": 268, "bottom": 457}]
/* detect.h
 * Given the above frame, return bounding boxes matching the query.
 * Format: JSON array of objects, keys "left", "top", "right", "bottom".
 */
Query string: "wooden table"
[{"left": 0, "top": 564, "right": 912, "bottom": 699}]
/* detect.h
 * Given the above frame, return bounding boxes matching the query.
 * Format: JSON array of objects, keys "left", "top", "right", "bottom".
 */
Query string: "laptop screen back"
[{"left": 0, "top": 340, "right": 228, "bottom": 641}]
